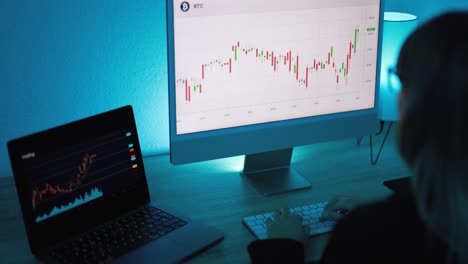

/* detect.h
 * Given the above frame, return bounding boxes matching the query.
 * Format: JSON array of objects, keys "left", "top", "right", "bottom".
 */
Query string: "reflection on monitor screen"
[{"left": 167, "top": 0, "right": 383, "bottom": 196}]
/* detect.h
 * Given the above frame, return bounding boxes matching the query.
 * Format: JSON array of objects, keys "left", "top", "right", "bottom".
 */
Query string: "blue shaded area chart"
[{"left": 35, "top": 187, "right": 103, "bottom": 222}]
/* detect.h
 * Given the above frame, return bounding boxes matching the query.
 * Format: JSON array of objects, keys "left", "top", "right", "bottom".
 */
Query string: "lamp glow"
[{"left": 380, "top": 12, "right": 418, "bottom": 121}]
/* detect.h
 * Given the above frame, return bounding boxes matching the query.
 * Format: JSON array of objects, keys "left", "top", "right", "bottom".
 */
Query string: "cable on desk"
[{"left": 369, "top": 121, "right": 393, "bottom": 165}]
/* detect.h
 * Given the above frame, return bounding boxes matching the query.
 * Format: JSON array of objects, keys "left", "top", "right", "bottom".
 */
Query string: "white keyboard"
[{"left": 242, "top": 201, "right": 336, "bottom": 239}]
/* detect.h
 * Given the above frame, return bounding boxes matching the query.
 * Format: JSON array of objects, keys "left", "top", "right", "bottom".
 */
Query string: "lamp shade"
[{"left": 379, "top": 12, "right": 418, "bottom": 121}]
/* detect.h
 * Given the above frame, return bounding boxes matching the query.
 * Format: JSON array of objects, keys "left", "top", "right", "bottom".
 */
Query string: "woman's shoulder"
[
  {"left": 332, "top": 192, "right": 422, "bottom": 239},
  {"left": 345, "top": 192, "right": 418, "bottom": 225},
  {"left": 320, "top": 192, "right": 446, "bottom": 263}
]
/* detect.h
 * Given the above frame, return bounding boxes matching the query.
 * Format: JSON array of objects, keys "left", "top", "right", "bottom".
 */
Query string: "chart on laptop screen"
[
  {"left": 172, "top": 0, "right": 380, "bottom": 134},
  {"left": 24, "top": 130, "right": 140, "bottom": 223}
]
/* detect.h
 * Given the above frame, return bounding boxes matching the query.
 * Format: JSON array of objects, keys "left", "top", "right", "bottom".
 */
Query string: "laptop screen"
[{"left": 7, "top": 105, "right": 150, "bottom": 253}]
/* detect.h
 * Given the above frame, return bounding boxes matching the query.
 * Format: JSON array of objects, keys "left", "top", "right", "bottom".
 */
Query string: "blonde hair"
[
  {"left": 411, "top": 146, "right": 468, "bottom": 262},
  {"left": 396, "top": 12, "right": 468, "bottom": 262}
]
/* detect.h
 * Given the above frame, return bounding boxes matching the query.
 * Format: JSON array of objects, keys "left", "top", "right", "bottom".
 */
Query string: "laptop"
[{"left": 7, "top": 105, "right": 224, "bottom": 263}]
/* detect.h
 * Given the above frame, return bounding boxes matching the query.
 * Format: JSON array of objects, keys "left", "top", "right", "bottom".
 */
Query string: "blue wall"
[
  {"left": 1, "top": 0, "right": 468, "bottom": 177},
  {"left": 1, "top": 0, "right": 168, "bottom": 177}
]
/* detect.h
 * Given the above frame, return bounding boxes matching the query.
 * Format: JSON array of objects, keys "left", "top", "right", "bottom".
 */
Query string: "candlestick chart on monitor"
[{"left": 173, "top": 3, "right": 379, "bottom": 135}]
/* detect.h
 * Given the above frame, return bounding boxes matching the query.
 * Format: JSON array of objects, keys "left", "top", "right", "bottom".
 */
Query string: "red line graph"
[{"left": 31, "top": 153, "right": 96, "bottom": 209}]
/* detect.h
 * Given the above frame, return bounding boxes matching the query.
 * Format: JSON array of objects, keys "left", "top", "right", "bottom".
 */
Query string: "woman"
[{"left": 248, "top": 11, "right": 468, "bottom": 264}]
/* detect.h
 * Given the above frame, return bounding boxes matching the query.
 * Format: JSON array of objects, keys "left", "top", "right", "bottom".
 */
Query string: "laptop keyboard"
[{"left": 41, "top": 205, "right": 187, "bottom": 264}]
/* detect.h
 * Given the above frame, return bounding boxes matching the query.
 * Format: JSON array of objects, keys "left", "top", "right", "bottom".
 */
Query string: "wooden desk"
[{"left": 0, "top": 134, "right": 410, "bottom": 263}]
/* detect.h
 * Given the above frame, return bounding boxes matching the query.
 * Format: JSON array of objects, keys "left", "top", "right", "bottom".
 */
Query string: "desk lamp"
[
  {"left": 378, "top": 12, "right": 418, "bottom": 192},
  {"left": 369, "top": 12, "right": 419, "bottom": 165}
]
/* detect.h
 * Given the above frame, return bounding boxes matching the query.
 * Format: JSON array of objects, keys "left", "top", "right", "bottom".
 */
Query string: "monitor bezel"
[{"left": 167, "top": 0, "right": 385, "bottom": 165}]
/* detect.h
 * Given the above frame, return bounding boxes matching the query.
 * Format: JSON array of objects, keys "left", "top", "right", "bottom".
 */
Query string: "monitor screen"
[{"left": 167, "top": 0, "right": 383, "bottom": 194}]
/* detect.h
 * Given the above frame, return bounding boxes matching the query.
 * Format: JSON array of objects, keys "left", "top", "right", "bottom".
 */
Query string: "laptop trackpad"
[
  {"left": 113, "top": 234, "right": 189, "bottom": 264},
  {"left": 113, "top": 222, "right": 223, "bottom": 264}
]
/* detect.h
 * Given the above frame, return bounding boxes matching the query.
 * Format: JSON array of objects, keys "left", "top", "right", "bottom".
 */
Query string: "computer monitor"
[{"left": 166, "top": 0, "right": 383, "bottom": 196}]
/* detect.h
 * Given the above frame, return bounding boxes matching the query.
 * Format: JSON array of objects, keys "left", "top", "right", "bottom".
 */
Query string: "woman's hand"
[
  {"left": 266, "top": 209, "right": 309, "bottom": 245},
  {"left": 321, "top": 196, "right": 367, "bottom": 222}
]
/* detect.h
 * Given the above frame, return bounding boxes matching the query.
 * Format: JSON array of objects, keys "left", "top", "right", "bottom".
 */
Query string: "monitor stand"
[{"left": 241, "top": 148, "right": 311, "bottom": 196}]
